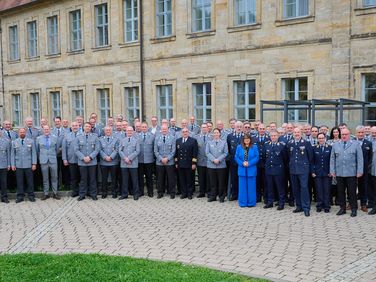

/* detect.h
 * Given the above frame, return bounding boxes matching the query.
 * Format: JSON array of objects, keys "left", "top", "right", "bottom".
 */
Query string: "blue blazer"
[{"left": 235, "top": 145, "right": 259, "bottom": 177}]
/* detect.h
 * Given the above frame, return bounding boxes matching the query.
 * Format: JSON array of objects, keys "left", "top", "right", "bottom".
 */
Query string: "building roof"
[{"left": 0, "top": 0, "right": 38, "bottom": 13}]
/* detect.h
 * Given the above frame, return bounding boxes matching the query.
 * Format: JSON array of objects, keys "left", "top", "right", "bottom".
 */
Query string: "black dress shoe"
[
  {"left": 77, "top": 196, "right": 85, "bottom": 201},
  {"left": 157, "top": 194, "right": 163, "bottom": 199},
  {"left": 112, "top": 194, "right": 118, "bottom": 199},
  {"left": 316, "top": 208, "right": 322, "bottom": 213},
  {"left": 324, "top": 209, "right": 330, "bottom": 213},
  {"left": 134, "top": 196, "right": 139, "bottom": 201},
  {"left": 1, "top": 198, "right": 10, "bottom": 204},
  {"left": 207, "top": 198, "right": 216, "bottom": 202},
  {"left": 336, "top": 209, "right": 346, "bottom": 215},
  {"left": 350, "top": 210, "right": 357, "bottom": 217},
  {"left": 277, "top": 206, "right": 284, "bottom": 210},
  {"left": 29, "top": 197, "right": 36, "bottom": 202},
  {"left": 293, "top": 208, "right": 303, "bottom": 213},
  {"left": 71, "top": 193, "right": 79, "bottom": 198},
  {"left": 148, "top": 193, "right": 154, "bottom": 198},
  {"left": 91, "top": 196, "right": 98, "bottom": 201},
  {"left": 219, "top": 198, "right": 225, "bottom": 203},
  {"left": 41, "top": 195, "right": 49, "bottom": 201},
  {"left": 180, "top": 195, "right": 187, "bottom": 199},
  {"left": 16, "top": 198, "right": 24, "bottom": 203},
  {"left": 170, "top": 195, "right": 175, "bottom": 199},
  {"left": 368, "top": 209, "right": 376, "bottom": 215},
  {"left": 304, "top": 211, "right": 310, "bottom": 217},
  {"left": 118, "top": 196, "right": 127, "bottom": 200},
  {"left": 263, "top": 204, "right": 273, "bottom": 209},
  {"left": 188, "top": 196, "right": 192, "bottom": 200},
  {"left": 197, "top": 194, "right": 205, "bottom": 198},
  {"left": 102, "top": 194, "right": 107, "bottom": 199},
  {"left": 229, "top": 196, "right": 237, "bottom": 201},
  {"left": 289, "top": 202, "right": 295, "bottom": 207},
  {"left": 53, "top": 193, "right": 61, "bottom": 200}
]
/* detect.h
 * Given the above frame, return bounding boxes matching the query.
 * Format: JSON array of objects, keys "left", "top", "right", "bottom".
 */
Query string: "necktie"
[
  {"left": 191, "top": 125, "right": 193, "bottom": 131},
  {"left": 204, "top": 135, "right": 206, "bottom": 142},
  {"left": 46, "top": 136, "right": 49, "bottom": 150},
  {"left": 107, "top": 137, "right": 110, "bottom": 142},
  {"left": 163, "top": 136, "right": 166, "bottom": 143},
  {"left": 216, "top": 141, "right": 218, "bottom": 145},
  {"left": 128, "top": 138, "right": 130, "bottom": 142},
  {"left": 343, "top": 142, "right": 346, "bottom": 149},
  {"left": 21, "top": 139, "right": 24, "bottom": 146},
  {"left": 57, "top": 129, "right": 60, "bottom": 136},
  {"left": 143, "top": 134, "right": 146, "bottom": 142},
  {"left": 29, "top": 128, "right": 32, "bottom": 135},
  {"left": 321, "top": 145, "right": 324, "bottom": 153},
  {"left": 7, "top": 131, "right": 11, "bottom": 139},
  {"left": 74, "top": 132, "right": 77, "bottom": 137},
  {"left": 86, "top": 134, "right": 88, "bottom": 140}
]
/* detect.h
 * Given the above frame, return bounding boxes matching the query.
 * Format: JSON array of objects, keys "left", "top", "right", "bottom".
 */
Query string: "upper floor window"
[
  {"left": 363, "top": 0, "right": 376, "bottom": 7},
  {"left": 192, "top": 0, "right": 211, "bottom": 32},
  {"left": 363, "top": 73, "right": 376, "bottom": 126},
  {"left": 95, "top": 3, "right": 109, "bottom": 47},
  {"left": 283, "top": 0, "right": 309, "bottom": 19},
  {"left": 47, "top": 15, "right": 59, "bottom": 55},
  {"left": 234, "top": 0, "right": 256, "bottom": 26},
  {"left": 69, "top": 10, "right": 82, "bottom": 51},
  {"left": 9, "top": 25, "right": 19, "bottom": 61},
  {"left": 156, "top": 0, "right": 172, "bottom": 37},
  {"left": 27, "top": 20, "right": 38, "bottom": 58},
  {"left": 124, "top": 0, "right": 138, "bottom": 42}
]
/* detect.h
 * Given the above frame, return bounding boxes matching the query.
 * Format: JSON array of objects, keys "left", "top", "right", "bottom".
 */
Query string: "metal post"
[
  {"left": 361, "top": 104, "right": 365, "bottom": 125},
  {"left": 339, "top": 99, "right": 344, "bottom": 124},
  {"left": 283, "top": 100, "right": 288, "bottom": 123},
  {"left": 260, "top": 101, "right": 264, "bottom": 123},
  {"left": 311, "top": 100, "right": 315, "bottom": 126},
  {"left": 308, "top": 102, "right": 312, "bottom": 125}
]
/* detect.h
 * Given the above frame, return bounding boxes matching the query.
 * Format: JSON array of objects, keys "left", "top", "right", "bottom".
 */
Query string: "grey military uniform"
[
  {"left": 138, "top": 132, "right": 155, "bottom": 164},
  {"left": 188, "top": 124, "right": 200, "bottom": 135},
  {"left": 371, "top": 140, "right": 376, "bottom": 176},
  {"left": 62, "top": 132, "right": 79, "bottom": 164},
  {"left": 206, "top": 139, "right": 228, "bottom": 169},
  {"left": 99, "top": 136, "right": 119, "bottom": 166},
  {"left": 119, "top": 136, "right": 140, "bottom": 168},
  {"left": 154, "top": 134, "right": 176, "bottom": 166},
  {"left": 330, "top": 140, "right": 363, "bottom": 177},
  {"left": 1, "top": 129, "right": 18, "bottom": 141},
  {"left": 0, "top": 137, "right": 11, "bottom": 169},
  {"left": 11, "top": 138, "right": 37, "bottom": 168},
  {"left": 25, "top": 127, "right": 40, "bottom": 140},
  {"left": 195, "top": 134, "right": 211, "bottom": 167},
  {"left": 74, "top": 133, "right": 100, "bottom": 166}
]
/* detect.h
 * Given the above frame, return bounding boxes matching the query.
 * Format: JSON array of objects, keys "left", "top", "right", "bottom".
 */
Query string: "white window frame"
[
  {"left": 156, "top": 0, "right": 172, "bottom": 37},
  {"left": 283, "top": 0, "right": 309, "bottom": 19},
  {"left": 12, "top": 94, "right": 22, "bottom": 127},
  {"left": 157, "top": 85, "right": 173, "bottom": 120},
  {"left": 27, "top": 20, "right": 38, "bottom": 58},
  {"left": 192, "top": 0, "right": 211, "bottom": 32},
  {"left": 124, "top": 87, "right": 140, "bottom": 121},
  {"left": 193, "top": 82, "right": 212, "bottom": 124},
  {"left": 69, "top": 9, "right": 82, "bottom": 51},
  {"left": 30, "top": 93, "right": 41, "bottom": 127},
  {"left": 98, "top": 88, "right": 111, "bottom": 125},
  {"left": 234, "top": 0, "right": 256, "bottom": 26},
  {"left": 233, "top": 80, "right": 256, "bottom": 121},
  {"left": 362, "top": 73, "right": 376, "bottom": 125},
  {"left": 95, "top": 3, "right": 109, "bottom": 47},
  {"left": 9, "top": 25, "right": 19, "bottom": 61},
  {"left": 50, "top": 91, "right": 61, "bottom": 119},
  {"left": 71, "top": 90, "right": 85, "bottom": 120},
  {"left": 124, "top": 0, "right": 138, "bottom": 42},
  {"left": 282, "top": 77, "right": 308, "bottom": 123},
  {"left": 363, "top": 0, "right": 376, "bottom": 7},
  {"left": 47, "top": 15, "right": 59, "bottom": 55}
]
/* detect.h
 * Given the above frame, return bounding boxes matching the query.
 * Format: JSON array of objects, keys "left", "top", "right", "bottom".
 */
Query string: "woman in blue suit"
[{"left": 235, "top": 134, "right": 259, "bottom": 207}]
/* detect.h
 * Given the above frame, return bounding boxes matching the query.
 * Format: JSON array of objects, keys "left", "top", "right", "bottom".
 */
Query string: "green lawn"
[{"left": 0, "top": 253, "right": 266, "bottom": 282}]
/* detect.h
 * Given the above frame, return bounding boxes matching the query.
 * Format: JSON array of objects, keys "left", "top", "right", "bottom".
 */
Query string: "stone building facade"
[{"left": 0, "top": 0, "right": 375, "bottom": 128}]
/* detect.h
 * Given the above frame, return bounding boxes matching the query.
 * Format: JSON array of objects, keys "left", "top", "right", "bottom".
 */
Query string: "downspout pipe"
[
  {"left": 139, "top": 0, "right": 145, "bottom": 121},
  {"left": 0, "top": 19, "right": 5, "bottom": 123}
]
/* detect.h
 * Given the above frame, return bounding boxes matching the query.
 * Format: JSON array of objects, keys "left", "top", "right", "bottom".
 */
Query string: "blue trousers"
[
  {"left": 290, "top": 174, "right": 310, "bottom": 212},
  {"left": 314, "top": 176, "right": 331, "bottom": 210},
  {"left": 265, "top": 174, "right": 286, "bottom": 207},
  {"left": 238, "top": 176, "right": 256, "bottom": 207}
]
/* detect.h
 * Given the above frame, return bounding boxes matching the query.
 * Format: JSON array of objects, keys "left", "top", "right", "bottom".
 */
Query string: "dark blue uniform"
[
  {"left": 278, "top": 134, "right": 294, "bottom": 205},
  {"left": 287, "top": 139, "right": 313, "bottom": 213},
  {"left": 227, "top": 132, "right": 243, "bottom": 200},
  {"left": 312, "top": 144, "right": 332, "bottom": 211},
  {"left": 357, "top": 139, "right": 372, "bottom": 207},
  {"left": 253, "top": 134, "right": 270, "bottom": 203},
  {"left": 263, "top": 141, "right": 287, "bottom": 208}
]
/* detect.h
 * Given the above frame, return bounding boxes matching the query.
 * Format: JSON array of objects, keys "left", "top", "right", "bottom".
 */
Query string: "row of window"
[
  {"left": 10, "top": 73, "right": 376, "bottom": 127},
  {"left": 11, "top": 0, "right": 375, "bottom": 61}
]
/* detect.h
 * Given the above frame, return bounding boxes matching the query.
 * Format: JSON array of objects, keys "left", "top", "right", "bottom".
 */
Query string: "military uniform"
[
  {"left": 278, "top": 133, "right": 294, "bottom": 205},
  {"left": 369, "top": 140, "right": 376, "bottom": 214},
  {"left": 253, "top": 134, "right": 270, "bottom": 203},
  {"left": 62, "top": 132, "right": 80, "bottom": 196},
  {"left": 175, "top": 136, "right": 198, "bottom": 199},
  {"left": 287, "top": 139, "right": 313, "bottom": 214},
  {"left": 312, "top": 144, "right": 332, "bottom": 211},
  {"left": 330, "top": 140, "right": 363, "bottom": 214},
  {"left": 99, "top": 136, "right": 119, "bottom": 198},
  {"left": 356, "top": 139, "right": 372, "bottom": 208},
  {"left": 119, "top": 136, "right": 140, "bottom": 199},
  {"left": 206, "top": 139, "right": 228, "bottom": 201},
  {"left": 0, "top": 136, "right": 11, "bottom": 202},
  {"left": 138, "top": 132, "right": 155, "bottom": 197},
  {"left": 52, "top": 126, "right": 70, "bottom": 188},
  {"left": 262, "top": 141, "right": 288, "bottom": 208},
  {"left": 227, "top": 132, "right": 243, "bottom": 200},
  {"left": 11, "top": 137, "right": 37, "bottom": 202},
  {"left": 195, "top": 133, "right": 211, "bottom": 197},
  {"left": 188, "top": 124, "right": 200, "bottom": 136},
  {"left": 154, "top": 134, "right": 176, "bottom": 198},
  {"left": 36, "top": 134, "right": 59, "bottom": 196},
  {"left": 74, "top": 133, "right": 100, "bottom": 199}
]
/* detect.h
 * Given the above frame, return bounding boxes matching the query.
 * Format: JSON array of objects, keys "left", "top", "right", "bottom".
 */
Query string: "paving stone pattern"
[{"left": 1, "top": 197, "right": 376, "bottom": 282}]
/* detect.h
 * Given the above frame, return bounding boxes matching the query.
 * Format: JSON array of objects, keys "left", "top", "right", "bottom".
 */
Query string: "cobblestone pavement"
[{"left": 1, "top": 196, "right": 376, "bottom": 282}]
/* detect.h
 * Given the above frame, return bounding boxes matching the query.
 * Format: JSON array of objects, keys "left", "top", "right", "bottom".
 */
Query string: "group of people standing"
[{"left": 0, "top": 114, "right": 375, "bottom": 218}]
